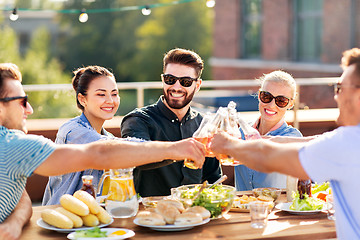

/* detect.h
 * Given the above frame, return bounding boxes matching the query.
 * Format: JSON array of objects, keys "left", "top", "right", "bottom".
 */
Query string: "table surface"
[{"left": 20, "top": 192, "right": 337, "bottom": 240}]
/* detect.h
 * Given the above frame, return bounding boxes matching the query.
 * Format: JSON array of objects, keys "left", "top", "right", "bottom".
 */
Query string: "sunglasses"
[
  {"left": 161, "top": 74, "right": 198, "bottom": 87},
  {"left": 259, "top": 91, "right": 291, "bottom": 108},
  {"left": 334, "top": 82, "right": 360, "bottom": 94},
  {"left": 0, "top": 95, "right": 28, "bottom": 108}
]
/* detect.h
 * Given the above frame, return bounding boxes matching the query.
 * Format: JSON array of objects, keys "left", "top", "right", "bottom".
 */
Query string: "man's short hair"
[
  {"left": 341, "top": 48, "right": 360, "bottom": 84},
  {"left": 0, "top": 63, "right": 22, "bottom": 98},
  {"left": 163, "top": 48, "right": 204, "bottom": 78}
]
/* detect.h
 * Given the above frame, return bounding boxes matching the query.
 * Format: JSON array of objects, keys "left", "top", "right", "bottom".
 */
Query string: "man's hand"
[
  {"left": 172, "top": 138, "right": 206, "bottom": 169},
  {"left": 209, "top": 132, "right": 238, "bottom": 158},
  {"left": 0, "top": 191, "right": 32, "bottom": 240}
]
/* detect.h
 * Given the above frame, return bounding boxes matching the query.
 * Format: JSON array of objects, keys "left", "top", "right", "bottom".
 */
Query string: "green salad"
[
  {"left": 311, "top": 182, "right": 330, "bottom": 194},
  {"left": 73, "top": 227, "right": 107, "bottom": 238},
  {"left": 290, "top": 192, "right": 325, "bottom": 211},
  {"left": 179, "top": 185, "right": 235, "bottom": 218}
]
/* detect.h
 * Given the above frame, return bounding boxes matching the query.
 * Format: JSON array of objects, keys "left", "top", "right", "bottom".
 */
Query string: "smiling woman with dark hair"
[
  {"left": 42, "top": 65, "right": 120, "bottom": 205},
  {"left": 234, "top": 70, "right": 303, "bottom": 191}
]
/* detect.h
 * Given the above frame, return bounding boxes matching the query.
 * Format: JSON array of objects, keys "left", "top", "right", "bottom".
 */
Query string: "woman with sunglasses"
[
  {"left": 234, "top": 70, "right": 303, "bottom": 191},
  {"left": 42, "top": 65, "right": 121, "bottom": 205}
]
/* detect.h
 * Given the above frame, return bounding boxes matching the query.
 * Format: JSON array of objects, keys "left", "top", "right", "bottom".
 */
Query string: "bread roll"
[
  {"left": 55, "top": 207, "right": 83, "bottom": 228},
  {"left": 155, "top": 201, "right": 180, "bottom": 224},
  {"left": 157, "top": 199, "right": 185, "bottom": 213},
  {"left": 73, "top": 190, "right": 102, "bottom": 215},
  {"left": 135, "top": 211, "right": 166, "bottom": 226},
  {"left": 174, "top": 212, "right": 203, "bottom": 226},
  {"left": 184, "top": 206, "right": 211, "bottom": 220}
]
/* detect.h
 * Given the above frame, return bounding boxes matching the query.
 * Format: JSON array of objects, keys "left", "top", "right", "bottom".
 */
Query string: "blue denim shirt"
[
  {"left": 234, "top": 121, "right": 303, "bottom": 191},
  {"left": 42, "top": 113, "right": 116, "bottom": 205}
]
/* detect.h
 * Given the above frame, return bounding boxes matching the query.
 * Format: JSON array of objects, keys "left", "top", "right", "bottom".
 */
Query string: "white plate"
[
  {"left": 133, "top": 218, "right": 210, "bottom": 231},
  {"left": 37, "top": 218, "right": 114, "bottom": 233},
  {"left": 67, "top": 228, "right": 135, "bottom": 240},
  {"left": 275, "top": 202, "right": 331, "bottom": 215}
]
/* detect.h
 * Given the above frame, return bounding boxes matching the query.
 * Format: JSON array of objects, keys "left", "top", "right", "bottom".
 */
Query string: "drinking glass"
[
  {"left": 327, "top": 195, "right": 336, "bottom": 220},
  {"left": 249, "top": 201, "right": 271, "bottom": 228}
]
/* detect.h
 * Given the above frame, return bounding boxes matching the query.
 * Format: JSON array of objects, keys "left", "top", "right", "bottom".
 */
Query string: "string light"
[
  {"left": 9, "top": 8, "right": 19, "bottom": 21},
  {"left": 79, "top": 9, "right": 88, "bottom": 23},
  {"left": 141, "top": 6, "right": 151, "bottom": 16},
  {"left": 2, "top": 0, "right": 209, "bottom": 24},
  {"left": 206, "top": 0, "right": 215, "bottom": 8}
]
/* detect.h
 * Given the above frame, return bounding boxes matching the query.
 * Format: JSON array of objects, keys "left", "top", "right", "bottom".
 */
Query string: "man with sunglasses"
[
  {"left": 121, "top": 48, "right": 221, "bottom": 197},
  {"left": 0, "top": 63, "right": 206, "bottom": 240},
  {"left": 210, "top": 48, "right": 360, "bottom": 240}
]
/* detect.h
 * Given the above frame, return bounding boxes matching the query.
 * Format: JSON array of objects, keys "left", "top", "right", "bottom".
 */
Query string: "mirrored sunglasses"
[
  {"left": 161, "top": 74, "right": 198, "bottom": 87},
  {"left": 259, "top": 91, "right": 291, "bottom": 108}
]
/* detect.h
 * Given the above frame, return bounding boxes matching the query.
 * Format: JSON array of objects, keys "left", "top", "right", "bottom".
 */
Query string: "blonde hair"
[{"left": 259, "top": 70, "right": 297, "bottom": 99}]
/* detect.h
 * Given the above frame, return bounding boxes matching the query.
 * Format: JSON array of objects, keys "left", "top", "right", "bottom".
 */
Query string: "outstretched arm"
[
  {"left": 210, "top": 132, "right": 310, "bottom": 180},
  {"left": 0, "top": 191, "right": 32, "bottom": 240},
  {"left": 34, "top": 138, "right": 206, "bottom": 176},
  {"left": 263, "top": 135, "right": 318, "bottom": 143}
]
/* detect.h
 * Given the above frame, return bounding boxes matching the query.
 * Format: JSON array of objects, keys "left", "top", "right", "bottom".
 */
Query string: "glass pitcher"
[{"left": 97, "top": 168, "right": 138, "bottom": 218}]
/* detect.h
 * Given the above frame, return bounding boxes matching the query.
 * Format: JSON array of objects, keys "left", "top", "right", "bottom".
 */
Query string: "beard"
[{"left": 163, "top": 88, "right": 196, "bottom": 109}]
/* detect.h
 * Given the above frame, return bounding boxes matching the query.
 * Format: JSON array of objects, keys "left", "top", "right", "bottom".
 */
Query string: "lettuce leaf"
[{"left": 290, "top": 192, "right": 325, "bottom": 211}]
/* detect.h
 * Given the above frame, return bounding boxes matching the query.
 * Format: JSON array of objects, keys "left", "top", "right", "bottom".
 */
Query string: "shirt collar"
[
  {"left": 253, "top": 116, "right": 285, "bottom": 134},
  {"left": 79, "top": 113, "right": 108, "bottom": 135},
  {"left": 157, "top": 96, "right": 196, "bottom": 123}
]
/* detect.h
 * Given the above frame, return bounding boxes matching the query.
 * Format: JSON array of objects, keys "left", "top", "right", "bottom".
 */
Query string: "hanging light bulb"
[
  {"left": 79, "top": 9, "right": 88, "bottom": 23},
  {"left": 141, "top": 6, "right": 151, "bottom": 16},
  {"left": 206, "top": 0, "right": 216, "bottom": 8},
  {"left": 9, "top": 8, "right": 19, "bottom": 21}
]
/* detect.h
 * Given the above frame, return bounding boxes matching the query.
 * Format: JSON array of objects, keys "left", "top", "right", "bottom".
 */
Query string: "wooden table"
[{"left": 20, "top": 193, "right": 337, "bottom": 240}]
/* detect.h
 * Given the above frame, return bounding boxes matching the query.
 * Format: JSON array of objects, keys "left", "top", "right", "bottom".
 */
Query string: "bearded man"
[{"left": 121, "top": 48, "right": 221, "bottom": 197}]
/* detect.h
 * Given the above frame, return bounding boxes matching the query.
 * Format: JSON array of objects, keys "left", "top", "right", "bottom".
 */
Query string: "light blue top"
[
  {"left": 0, "top": 126, "right": 55, "bottom": 222},
  {"left": 234, "top": 121, "right": 302, "bottom": 190},
  {"left": 42, "top": 113, "right": 115, "bottom": 205},
  {"left": 300, "top": 125, "right": 360, "bottom": 240}
]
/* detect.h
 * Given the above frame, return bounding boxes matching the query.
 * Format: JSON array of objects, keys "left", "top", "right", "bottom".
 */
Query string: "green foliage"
[
  {"left": 0, "top": 25, "right": 20, "bottom": 64},
  {"left": 57, "top": 0, "right": 213, "bottom": 113},
  {"left": 0, "top": 25, "right": 79, "bottom": 119},
  {"left": 133, "top": 1, "right": 213, "bottom": 81},
  {"left": 20, "top": 28, "right": 79, "bottom": 118}
]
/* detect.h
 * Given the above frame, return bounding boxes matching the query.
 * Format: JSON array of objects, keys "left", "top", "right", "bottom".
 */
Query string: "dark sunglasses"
[
  {"left": 259, "top": 91, "right": 291, "bottom": 108},
  {"left": 334, "top": 82, "right": 360, "bottom": 94},
  {"left": 161, "top": 74, "right": 198, "bottom": 87},
  {"left": 0, "top": 95, "right": 28, "bottom": 108}
]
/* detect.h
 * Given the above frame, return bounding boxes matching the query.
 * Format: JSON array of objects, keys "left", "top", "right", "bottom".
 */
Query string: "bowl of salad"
[{"left": 174, "top": 184, "right": 236, "bottom": 218}]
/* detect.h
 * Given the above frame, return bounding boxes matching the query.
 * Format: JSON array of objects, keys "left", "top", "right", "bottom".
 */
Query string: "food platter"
[
  {"left": 133, "top": 218, "right": 210, "bottom": 231},
  {"left": 230, "top": 203, "right": 250, "bottom": 212},
  {"left": 275, "top": 202, "right": 331, "bottom": 215},
  {"left": 37, "top": 218, "right": 114, "bottom": 233},
  {"left": 66, "top": 228, "right": 135, "bottom": 240}
]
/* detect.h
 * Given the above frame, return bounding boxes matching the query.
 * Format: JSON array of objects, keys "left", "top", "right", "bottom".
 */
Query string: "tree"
[
  {"left": 21, "top": 27, "right": 79, "bottom": 118},
  {"left": 131, "top": 0, "right": 213, "bottom": 81},
  {"left": 0, "top": 25, "right": 21, "bottom": 64},
  {"left": 57, "top": 0, "right": 213, "bottom": 82}
]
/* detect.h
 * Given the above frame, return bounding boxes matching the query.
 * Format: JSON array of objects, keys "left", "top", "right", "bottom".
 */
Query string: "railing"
[{"left": 23, "top": 77, "right": 339, "bottom": 128}]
